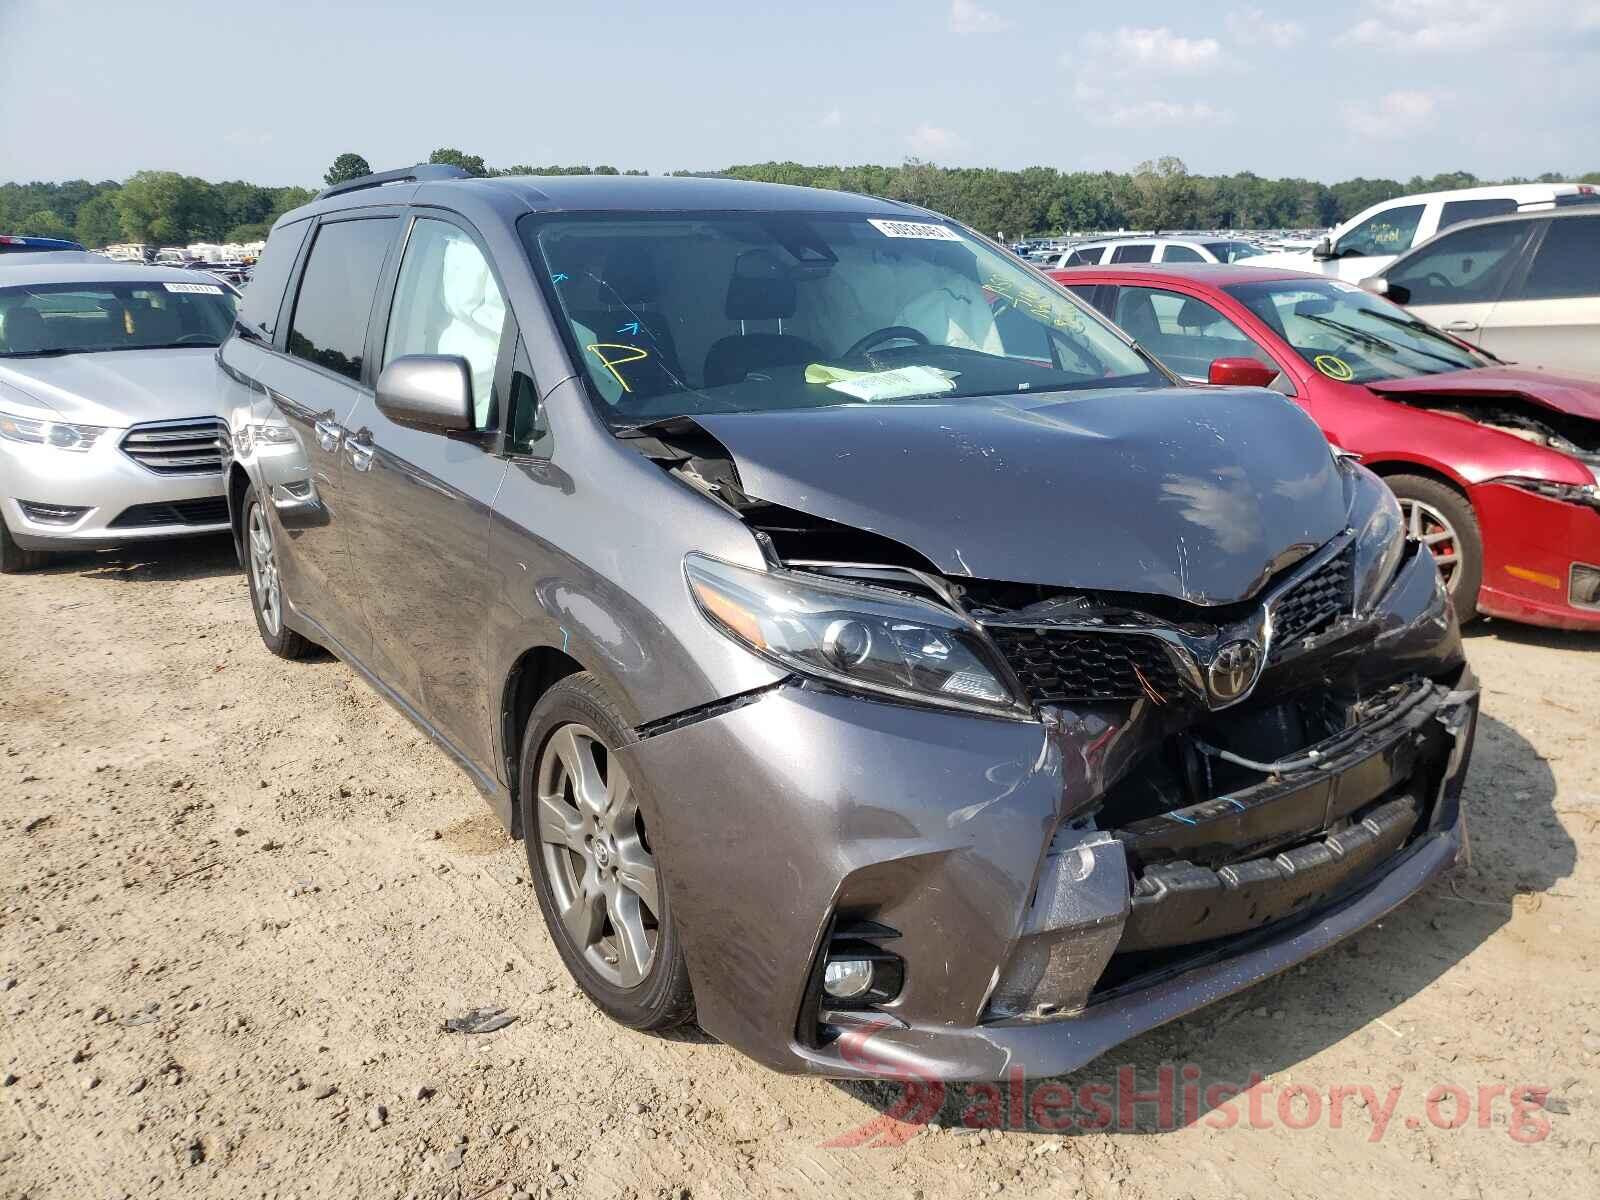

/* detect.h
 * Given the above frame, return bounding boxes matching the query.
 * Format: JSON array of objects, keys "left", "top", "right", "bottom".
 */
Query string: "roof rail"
[{"left": 314, "top": 163, "right": 471, "bottom": 201}]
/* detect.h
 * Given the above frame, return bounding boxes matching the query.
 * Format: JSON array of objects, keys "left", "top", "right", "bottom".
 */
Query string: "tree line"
[{"left": 7, "top": 148, "right": 1599, "bottom": 250}]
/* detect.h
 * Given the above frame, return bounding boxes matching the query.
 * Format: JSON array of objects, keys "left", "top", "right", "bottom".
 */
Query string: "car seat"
[
  {"left": 568, "top": 249, "right": 689, "bottom": 401},
  {"left": 703, "top": 251, "right": 822, "bottom": 387},
  {"left": 0, "top": 307, "right": 49, "bottom": 352}
]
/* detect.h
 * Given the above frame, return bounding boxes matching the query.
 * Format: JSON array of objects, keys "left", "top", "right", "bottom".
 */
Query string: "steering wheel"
[
  {"left": 1422, "top": 272, "right": 1454, "bottom": 290},
  {"left": 843, "top": 326, "right": 929, "bottom": 358}
]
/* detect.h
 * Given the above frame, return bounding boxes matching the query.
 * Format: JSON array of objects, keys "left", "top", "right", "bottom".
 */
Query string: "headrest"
[
  {"left": 1, "top": 307, "right": 47, "bottom": 352},
  {"left": 600, "top": 250, "right": 661, "bottom": 304},
  {"left": 725, "top": 251, "right": 796, "bottom": 321},
  {"left": 1176, "top": 297, "right": 1217, "bottom": 329}
]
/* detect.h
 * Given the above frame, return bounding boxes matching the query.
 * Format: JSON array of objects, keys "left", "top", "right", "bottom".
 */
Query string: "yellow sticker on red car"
[{"left": 1314, "top": 354, "right": 1354, "bottom": 381}]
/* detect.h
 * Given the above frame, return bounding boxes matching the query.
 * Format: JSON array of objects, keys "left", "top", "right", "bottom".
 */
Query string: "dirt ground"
[{"left": 2, "top": 535, "right": 1597, "bottom": 1200}]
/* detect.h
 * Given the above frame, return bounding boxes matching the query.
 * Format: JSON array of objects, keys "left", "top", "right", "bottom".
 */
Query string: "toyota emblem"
[{"left": 1208, "top": 640, "right": 1262, "bottom": 704}]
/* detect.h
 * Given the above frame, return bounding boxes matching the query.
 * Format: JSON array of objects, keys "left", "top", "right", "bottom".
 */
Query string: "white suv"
[
  {"left": 1053, "top": 237, "right": 1264, "bottom": 268},
  {"left": 1368, "top": 207, "right": 1600, "bottom": 375},
  {"left": 1254, "top": 183, "right": 1600, "bottom": 282}
]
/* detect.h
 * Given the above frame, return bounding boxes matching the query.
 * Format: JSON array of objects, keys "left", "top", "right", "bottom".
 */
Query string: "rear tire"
[
  {"left": 0, "top": 514, "right": 51, "bottom": 574},
  {"left": 241, "top": 483, "right": 315, "bottom": 659},
  {"left": 1384, "top": 474, "right": 1482, "bottom": 623},
  {"left": 520, "top": 672, "right": 695, "bottom": 1032}
]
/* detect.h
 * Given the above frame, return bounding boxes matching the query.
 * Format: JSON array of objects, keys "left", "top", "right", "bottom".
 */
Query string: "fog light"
[
  {"left": 822, "top": 958, "right": 874, "bottom": 1000},
  {"left": 1573, "top": 564, "right": 1600, "bottom": 610}
]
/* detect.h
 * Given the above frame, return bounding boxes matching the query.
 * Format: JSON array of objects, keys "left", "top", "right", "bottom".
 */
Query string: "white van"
[{"left": 1253, "top": 183, "right": 1599, "bottom": 282}]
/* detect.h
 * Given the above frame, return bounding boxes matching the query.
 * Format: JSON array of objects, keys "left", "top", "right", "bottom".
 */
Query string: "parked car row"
[{"left": 2, "top": 166, "right": 1586, "bottom": 1084}]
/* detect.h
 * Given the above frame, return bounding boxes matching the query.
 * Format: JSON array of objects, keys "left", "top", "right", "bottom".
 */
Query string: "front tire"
[
  {"left": 520, "top": 673, "right": 694, "bottom": 1031},
  {"left": 242, "top": 483, "right": 315, "bottom": 659},
  {"left": 1385, "top": 474, "right": 1482, "bottom": 623},
  {"left": 0, "top": 513, "right": 51, "bottom": 574}
]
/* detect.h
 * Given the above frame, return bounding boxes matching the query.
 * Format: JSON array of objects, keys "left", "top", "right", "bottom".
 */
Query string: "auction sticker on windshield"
[
  {"left": 867, "top": 219, "right": 962, "bottom": 242},
  {"left": 163, "top": 282, "right": 224, "bottom": 295}
]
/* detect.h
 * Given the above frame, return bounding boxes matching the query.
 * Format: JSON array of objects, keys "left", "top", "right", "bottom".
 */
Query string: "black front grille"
[
  {"left": 986, "top": 627, "right": 1185, "bottom": 704},
  {"left": 108, "top": 497, "right": 230, "bottom": 529},
  {"left": 1268, "top": 545, "right": 1354, "bottom": 661},
  {"left": 17, "top": 500, "right": 89, "bottom": 525},
  {"left": 119, "top": 419, "right": 227, "bottom": 475}
]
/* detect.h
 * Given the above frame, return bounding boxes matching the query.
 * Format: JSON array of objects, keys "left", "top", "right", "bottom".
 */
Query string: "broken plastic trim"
[
  {"left": 632, "top": 680, "right": 790, "bottom": 740},
  {"left": 1192, "top": 676, "right": 1436, "bottom": 777}
]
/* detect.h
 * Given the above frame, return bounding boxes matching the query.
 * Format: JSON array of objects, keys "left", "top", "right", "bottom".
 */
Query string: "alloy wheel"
[
  {"left": 1400, "top": 497, "right": 1462, "bottom": 593},
  {"left": 247, "top": 501, "right": 282, "bottom": 635},
  {"left": 534, "top": 723, "right": 659, "bottom": 989}
]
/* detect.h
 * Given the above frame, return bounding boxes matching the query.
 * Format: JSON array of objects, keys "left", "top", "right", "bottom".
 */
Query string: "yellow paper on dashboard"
[{"left": 804, "top": 363, "right": 957, "bottom": 401}]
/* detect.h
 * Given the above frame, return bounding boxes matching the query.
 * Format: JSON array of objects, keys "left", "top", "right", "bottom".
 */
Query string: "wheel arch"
[
  {"left": 226, "top": 463, "right": 252, "bottom": 566},
  {"left": 1362, "top": 456, "right": 1473, "bottom": 502},
  {"left": 500, "top": 645, "right": 586, "bottom": 839}
]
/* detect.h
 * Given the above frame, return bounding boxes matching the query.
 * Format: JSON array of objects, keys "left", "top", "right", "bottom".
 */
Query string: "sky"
[{"left": 3, "top": 0, "right": 1598, "bottom": 187}]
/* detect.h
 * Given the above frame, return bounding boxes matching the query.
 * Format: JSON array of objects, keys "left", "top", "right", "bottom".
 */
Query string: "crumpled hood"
[
  {"left": 1365, "top": 366, "right": 1600, "bottom": 423},
  {"left": 691, "top": 388, "right": 1347, "bottom": 605},
  {"left": 0, "top": 348, "right": 225, "bottom": 428}
]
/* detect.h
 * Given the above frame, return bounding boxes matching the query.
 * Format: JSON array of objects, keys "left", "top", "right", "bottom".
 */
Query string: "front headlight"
[
  {"left": 1350, "top": 468, "right": 1406, "bottom": 613},
  {"left": 684, "top": 553, "right": 1026, "bottom": 717},
  {"left": 1491, "top": 474, "right": 1600, "bottom": 511},
  {"left": 0, "top": 408, "right": 106, "bottom": 452}
]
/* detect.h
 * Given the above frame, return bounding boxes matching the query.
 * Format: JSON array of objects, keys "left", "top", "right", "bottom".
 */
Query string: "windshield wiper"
[
  {"left": 0, "top": 347, "right": 75, "bottom": 358},
  {"left": 104, "top": 341, "right": 221, "bottom": 352},
  {"left": 1296, "top": 311, "right": 1399, "bottom": 356},
  {"left": 1352, "top": 307, "right": 1495, "bottom": 366}
]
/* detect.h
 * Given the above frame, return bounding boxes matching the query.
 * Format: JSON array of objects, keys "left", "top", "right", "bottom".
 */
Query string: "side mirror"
[
  {"left": 1311, "top": 237, "right": 1335, "bottom": 261},
  {"left": 1208, "top": 357, "right": 1278, "bottom": 389},
  {"left": 1365, "top": 277, "right": 1409, "bottom": 305},
  {"left": 375, "top": 355, "right": 474, "bottom": 431}
]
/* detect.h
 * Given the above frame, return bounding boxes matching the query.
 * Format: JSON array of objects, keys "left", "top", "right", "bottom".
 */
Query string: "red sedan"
[{"left": 1047, "top": 264, "right": 1600, "bottom": 630}]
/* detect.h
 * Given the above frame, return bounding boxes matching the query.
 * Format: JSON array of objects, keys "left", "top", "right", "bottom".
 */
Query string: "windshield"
[
  {"left": 521, "top": 212, "right": 1165, "bottom": 426},
  {"left": 1223, "top": 278, "right": 1488, "bottom": 383},
  {"left": 1203, "top": 241, "right": 1264, "bottom": 263},
  {"left": 0, "top": 280, "right": 238, "bottom": 357}
]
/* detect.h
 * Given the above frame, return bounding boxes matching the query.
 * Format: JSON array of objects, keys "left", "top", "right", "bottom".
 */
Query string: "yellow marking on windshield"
[
  {"left": 585, "top": 343, "right": 650, "bottom": 394},
  {"left": 1313, "top": 354, "right": 1354, "bottom": 381}
]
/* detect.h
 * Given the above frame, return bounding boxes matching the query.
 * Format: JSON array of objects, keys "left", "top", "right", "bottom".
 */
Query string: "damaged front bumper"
[{"left": 616, "top": 549, "right": 1477, "bottom": 1081}]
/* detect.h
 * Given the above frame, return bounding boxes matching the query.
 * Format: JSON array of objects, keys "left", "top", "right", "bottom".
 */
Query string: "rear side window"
[
  {"left": 1110, "top": 244, "right": 1155, "bottom": 264},
  {"left": 1161, "top": 244, "right": 1205, "bottom": 263},
  {"left": 1387, "top": 221, "right": 1532, "bottom": 305},
  {"left": 1062, "top": 247, "right": 1102, "bottom": 266},
  {"left": 1517, "top": 217, "right": 1600, "bottom": 300},
  {"left": 1438, "top": 198, "right": 1516, "bottom": 231},
  {"left": 238, "top": 218, "right": 308, "bottom": 337},
  {"left": 286, "top": 217, "right": 398, "bottom": 381}
]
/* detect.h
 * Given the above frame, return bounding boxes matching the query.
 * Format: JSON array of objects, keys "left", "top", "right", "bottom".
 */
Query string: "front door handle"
[
  {"left": 1441, "top": 319, "right": 1480, "bottom": 333},
  {"left": 313, "top": 415, "right": 343, "bottom": 452},
  {"left": 346, "top": 431, "right": 375, "bottom": 472}
]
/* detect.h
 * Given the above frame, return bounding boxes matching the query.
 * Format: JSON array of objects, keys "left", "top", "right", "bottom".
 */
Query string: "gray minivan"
[{"left": 221, "top": 166, "right": 1477, "bottom": 1080}]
